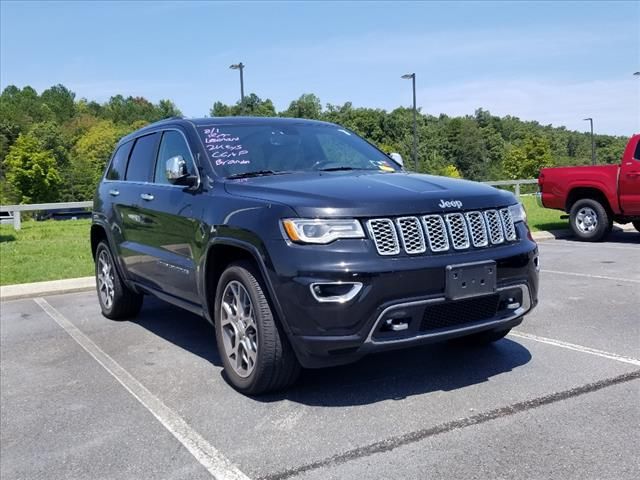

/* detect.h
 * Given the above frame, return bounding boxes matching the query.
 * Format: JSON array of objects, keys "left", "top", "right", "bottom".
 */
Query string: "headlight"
[
  {"left": 282, "top": 218, "right": 365, "bottom": 244},
  {"left": 508, "top": 203, "right": 527, "bottom": 223}
]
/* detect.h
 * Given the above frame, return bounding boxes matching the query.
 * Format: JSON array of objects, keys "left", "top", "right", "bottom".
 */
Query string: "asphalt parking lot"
[{"left": 1, "top": 230, "right": 639, "bottom": 480}]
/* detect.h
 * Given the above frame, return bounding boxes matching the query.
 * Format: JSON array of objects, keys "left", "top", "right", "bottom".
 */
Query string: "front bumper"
[{"left": 265, "top": 222, "right": 539, "bottom": 368}]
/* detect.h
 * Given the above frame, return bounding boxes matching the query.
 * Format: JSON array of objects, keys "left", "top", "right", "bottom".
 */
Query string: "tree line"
[{"left": 0, "top": 85, "right": 629, "bottom": 204}]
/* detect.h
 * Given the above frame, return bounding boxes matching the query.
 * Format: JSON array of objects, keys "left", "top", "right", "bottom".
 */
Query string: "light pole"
[
  {"left": 583, "top": 117, "right": 596, "bottom": 165},
  {"left": 229, "top": 62, "right": 245, "bottom": 109},
  {"left": 634, "top": 72, "right": 640, "bottom": 76},
  {"left": 401, "top": 73, "right": 418, "bottom": 171}
]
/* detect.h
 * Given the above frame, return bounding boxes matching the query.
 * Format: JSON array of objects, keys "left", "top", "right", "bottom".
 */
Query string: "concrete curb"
[
  {"left": 0, "top": 277, "right": 95, "bottom": 301},
  {"left": 531, "top": 222, "right": 635, "bottom": 242}
]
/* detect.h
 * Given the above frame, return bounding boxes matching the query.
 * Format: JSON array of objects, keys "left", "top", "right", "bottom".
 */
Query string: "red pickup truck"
[{"left": 538, "top": 133, "right": 640, "bottom": 241}]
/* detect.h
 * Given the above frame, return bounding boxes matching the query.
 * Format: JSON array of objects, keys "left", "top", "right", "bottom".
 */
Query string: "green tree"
[
  {"left": 503, "top": 135, "right": 555, "bottom": 179},
  {"left": 4, "top": 133, "right": 61, "bottom": 203},
  {"left": 40, "top": 84, "right": 76, "bottom": 123},
  {"left": 68, "top": 120, "right": 128, "bottom": 199},
  {"left": 282, "top": 93, "right": 322, "bottom": 119}
]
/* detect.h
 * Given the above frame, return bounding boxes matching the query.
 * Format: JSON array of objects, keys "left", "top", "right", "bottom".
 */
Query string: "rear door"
[
  {"left": 619, "top": 137, "right": 640, "bottom": 215},
  {"left": 117, "top": 132, "right": 161, "bottom": 282},
  {"left": 131, "top": 128, "right": 201, "bottom": 304}
]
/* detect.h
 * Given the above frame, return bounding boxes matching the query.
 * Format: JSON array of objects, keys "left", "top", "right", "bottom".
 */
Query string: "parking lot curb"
[
  {"left": 532, "top": 223, "right": 635, "bottom": 242},
  {"left": 0, "top": 277, "right": 95, "bottom": 301}
]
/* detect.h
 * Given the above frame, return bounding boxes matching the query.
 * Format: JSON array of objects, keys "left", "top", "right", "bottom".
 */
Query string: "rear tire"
[
  {"left": 633, "top": 221, "right": 640, "bottom": 233},
  {"left": 569, "top": 198, "right": 611, "bottom": 242},
  {"left": 214, "top": 261, "right": 300, "bottom": 394},
  {"left": 95, "top": 241, "right": 143, "bottom": 320}
]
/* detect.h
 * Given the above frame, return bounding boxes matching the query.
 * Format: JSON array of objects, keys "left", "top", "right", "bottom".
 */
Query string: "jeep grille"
[{"left": 366, "top": 208, "right": 518, "bottom": 256}]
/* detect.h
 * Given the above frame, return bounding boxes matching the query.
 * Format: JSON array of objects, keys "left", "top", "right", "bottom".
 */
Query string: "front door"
[
  {"left": 619, "top": 137, "right": 640, "bottom": 215},
  {"left": 133, "top": 129, "right": 202, "bottom": 305}
]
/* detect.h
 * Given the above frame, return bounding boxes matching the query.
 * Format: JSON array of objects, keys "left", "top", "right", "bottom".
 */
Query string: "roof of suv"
[{"left": 119, "top": 116, "right": 338, "bottom": 145}]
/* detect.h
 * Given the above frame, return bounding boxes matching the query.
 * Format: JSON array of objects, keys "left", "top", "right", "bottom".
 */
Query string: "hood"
[{"left": 223, "top": 171, "right": 516, "bottom": 218}]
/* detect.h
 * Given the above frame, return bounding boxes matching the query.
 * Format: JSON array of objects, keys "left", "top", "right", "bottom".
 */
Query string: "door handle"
[
  {"left": 140, "top": 193, "right": 154, "bottom": 201},
  {"left": 109, "top": 189, "right": 119, "bottom": 196},
  {"left": 627, "top": 172, "right": 640, "bottom": 178}
]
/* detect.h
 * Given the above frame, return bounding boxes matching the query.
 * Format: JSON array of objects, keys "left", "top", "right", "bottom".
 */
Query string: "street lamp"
[
  {"left": 583, "top": 117, "right": 596, "bottom": 165},
  {"left": 634, "top": 72, "right": 640, "bottom": 76},
  {"left": 401, "top": 73, "right": 418, "bottom": 171},
  {"left": 229, "top": 62, "right": 245, "bottom": 108}
]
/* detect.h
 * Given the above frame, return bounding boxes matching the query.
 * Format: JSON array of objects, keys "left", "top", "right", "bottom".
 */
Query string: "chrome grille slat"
[
  {"left": 465, "top": 211, "right": 489, "bottom": 247},
  {"left": 367, "top": 208, "right": 518, "bottom": 256},
  {"left": 396, "top": 217, "right": 426, "bottom": 254},
  {"left": 366, "top": 219, "right": 400, "bottom": 255},
  {"left": 445, "top": 213, "right": 470, "bottom": 250},
  {"left": 500, "top": 208, "right": 517, "bottom": 241},
  {"left": 484, "top": 210, "right": 504, "bottom": 244},
  {"left": 422, "top": 215, "right": 450, "bottom": 252}
]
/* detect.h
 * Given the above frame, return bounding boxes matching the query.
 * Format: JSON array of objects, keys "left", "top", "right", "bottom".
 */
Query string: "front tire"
[
  {"left": 214, "top": 261, "right": 300, "bottom": 394},
  {"left": 569, "top": 198, "right": 611, "bottom": 242},
  {"left": 95, "top": 241, "right": 143, "bottom": 319}
]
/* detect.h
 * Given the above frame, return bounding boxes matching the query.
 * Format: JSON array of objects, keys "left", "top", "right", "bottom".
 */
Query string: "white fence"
[{"left": 0, "top": 179, "right": 539, "bottom": 231}]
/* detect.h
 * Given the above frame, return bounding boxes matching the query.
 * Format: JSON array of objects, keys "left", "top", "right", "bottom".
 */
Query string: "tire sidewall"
[
  {"left": 214, "top": 264, "right": 270, "bottom": 392},
  {"left": 569, "top": 199, "right": 610, "bottom": 241}
]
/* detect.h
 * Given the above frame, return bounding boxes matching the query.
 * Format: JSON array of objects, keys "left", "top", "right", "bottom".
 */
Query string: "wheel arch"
[
  {"left": 202, "top": 239, "right": 290, "bottom": 335},
  {"left": 565, "top": 187, "right": 613, "bottom": 216}
]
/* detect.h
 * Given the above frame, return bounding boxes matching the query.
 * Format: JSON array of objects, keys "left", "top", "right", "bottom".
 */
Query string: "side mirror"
[
  {"left": 166, "top": 155, "right": 188, "bottom": 182},
  {"left": 165, "top": 155, "right": 198, "bottom": 187},
  {"left": 389, "top": 152, "right": 404, "bottom": 167}
]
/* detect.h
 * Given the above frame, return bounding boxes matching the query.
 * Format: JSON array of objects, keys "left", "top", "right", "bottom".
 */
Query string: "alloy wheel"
[
  {"left": 220, "top": 280, "right": 258, "bottom": 378},
  {"left": 97, "top": 250, "right": 115, "bottom": 309}
]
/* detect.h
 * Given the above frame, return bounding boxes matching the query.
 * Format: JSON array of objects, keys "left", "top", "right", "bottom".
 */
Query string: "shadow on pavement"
[{"left": 132, "top": 296, "right": 532, "bottom": 406}]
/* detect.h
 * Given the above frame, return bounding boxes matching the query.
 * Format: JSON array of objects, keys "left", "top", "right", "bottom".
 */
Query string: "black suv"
[{"left": 92, "top": 117, "right": 539, "bottom": 394}]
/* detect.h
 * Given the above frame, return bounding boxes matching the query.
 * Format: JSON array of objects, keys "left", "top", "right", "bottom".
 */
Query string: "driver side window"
[{"left": 155, "top": 130, "right": 195, "bottom": 184}]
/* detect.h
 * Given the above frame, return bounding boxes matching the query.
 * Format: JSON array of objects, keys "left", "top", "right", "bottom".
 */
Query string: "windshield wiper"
[
  {"left": 317, "top": 166, "right": 373, "bottom": 172},
  {"left": 226, "top": 170, "right": 291, "bottom": 179}
]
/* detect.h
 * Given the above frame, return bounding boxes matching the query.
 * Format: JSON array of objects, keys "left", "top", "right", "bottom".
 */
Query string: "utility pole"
[
  {"left": 402, "top": 73, "right": 418, "bottom": 171},
  {"left": 583, "top": 117, "right": 595, "bottom": 165},
  {"left": 229, "top": 62, "right": 245, "bottom": 110}
]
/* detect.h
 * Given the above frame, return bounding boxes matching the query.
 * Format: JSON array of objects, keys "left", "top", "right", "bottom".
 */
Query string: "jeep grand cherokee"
[{"left": 91, "top": 117, "right": 539, "bottom": 394}]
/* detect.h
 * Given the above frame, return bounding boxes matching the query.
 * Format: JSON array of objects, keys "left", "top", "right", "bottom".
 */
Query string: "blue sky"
[{"left": 1, "top": 0, "right": 638, "bottom": 136}]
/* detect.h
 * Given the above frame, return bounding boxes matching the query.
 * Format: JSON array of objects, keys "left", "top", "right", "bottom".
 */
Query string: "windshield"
[{"left": 197, "top": 123, "right": 400, "bottom": 177}]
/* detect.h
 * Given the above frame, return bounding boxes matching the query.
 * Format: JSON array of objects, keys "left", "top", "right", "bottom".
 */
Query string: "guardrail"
[
  {"left": 0, "top": 201, "right": 92, "bottom": 231},
  {"left": 0, "top": 179, "right": 539, "bottom": 231}
]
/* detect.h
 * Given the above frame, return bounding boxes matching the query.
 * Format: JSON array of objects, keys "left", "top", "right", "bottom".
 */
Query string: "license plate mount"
[{"left": 445, "top": 261, "right": 497, "bottom": 300}]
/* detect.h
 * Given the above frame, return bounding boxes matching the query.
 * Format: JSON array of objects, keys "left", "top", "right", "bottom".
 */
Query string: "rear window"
[
  {"left": 126, "top": 133, "right": 160, "bottom": 182},
  {"left": 106, "top": 141, "right": 133, "bottom": 181}
]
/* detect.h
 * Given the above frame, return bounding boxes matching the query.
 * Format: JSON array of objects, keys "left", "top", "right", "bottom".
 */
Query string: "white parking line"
[
  {"left": 541, "top": 269, "right": 640, "bottom": 284},
  {"left": 540, "top": 242, "right": 639, "bottom": 252},
  {"left": 510, "top": 331, "right": 640, "bottom": 366},
  {"left": 33, "top": 297, "right": 251, "bottom": 480}
]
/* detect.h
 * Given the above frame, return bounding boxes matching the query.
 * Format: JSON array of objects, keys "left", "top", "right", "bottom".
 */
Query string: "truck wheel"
[
  {"left": 214, "top": 261, "right": 300, "bottom": 394},
  {"left": 95, "top": 241, "right": 143, "bottom": 320},
  {"left": 453, "top": 327, "right": 512, "bottom": 346},
  {"left": 633, "top": 221, "right": 640, "bottom": 233},
  {"left": 569, "top": 199, "right": 612, "bottom": 242}
]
